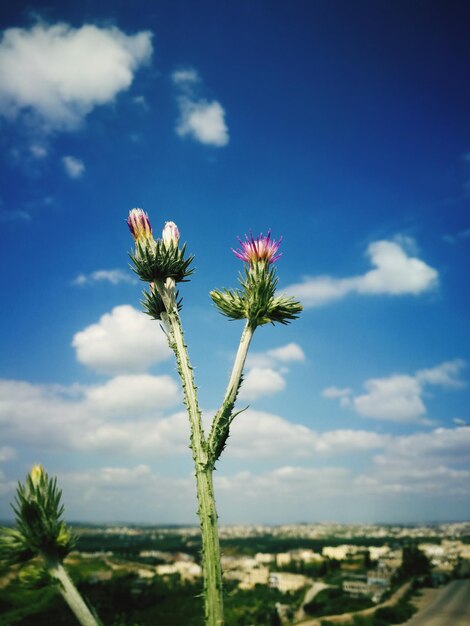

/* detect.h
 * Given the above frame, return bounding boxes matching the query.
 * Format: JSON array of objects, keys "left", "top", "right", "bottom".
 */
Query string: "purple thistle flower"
[
  {"left": 127, "top": 208, "right": 153, "bottom": 243},
  {"left": 232, "top": 231, "right": 282, "bottom": 266}
]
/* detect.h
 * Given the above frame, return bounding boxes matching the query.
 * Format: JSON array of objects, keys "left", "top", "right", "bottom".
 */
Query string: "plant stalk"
[
  {"left": 157, "top": 280, "right": 224, "bottom": 626},
  {"left": 208, "top": 321, "right": 254, "bottom": 459},
  {"left": 45, "top": 558, "right": 100, "bottom": 626}
]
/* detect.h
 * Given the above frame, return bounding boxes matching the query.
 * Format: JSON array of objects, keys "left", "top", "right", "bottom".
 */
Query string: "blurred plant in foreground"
[
  {"left": 128, "top": 210, "right": 302, "bottom": 626},
  {"left": 0, "top": 465, "right": 101, "bottom": 626}
]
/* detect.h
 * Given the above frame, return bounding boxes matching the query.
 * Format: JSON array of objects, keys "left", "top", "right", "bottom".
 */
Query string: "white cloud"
[
  {"left": 0, "top": 378, "right": 186, "bottom": 456},
  {"left": 0, "top": 379, "right": 388, "bottom": 461},
  {"left": 58, "top": 466, "right": 195, "bottom": 523},
  {"left": 176, "top": 99, "right": 229, "bottom": 147},
  {"left": 238, "top": 367, "right": 286, "bottom": 401},
  {"left": 72, "top": 269, "right": 137, "bottom": 286},
  {"left": 132, "top": 95, "right": 149, "bottom": 111},
  {"left": 322, "top": 386, "right": 352, "bottom": 399},
  {"left": 30, "top": 143, "right": 47, "bottom": 158},
  {"left": 216, "top": 426, "right": 470, "bottom": 519},
  {"left": 246, "top": 342, "right": 305, "bottom": 368},
  {"left": 356, "top": 240, "right": 438, "bottom": 295},
  {"left": 285, "top": 239, "right": 438, "bottom": 308},
  {"left": 366, "top": 427, "right": 470, "bottom": 497},
  {"left": 215, "top": 466, "right": 352, "bottom": 503},
  {"left": 349, "top": 359, "right": 465, "bottom": 423},
  {"left": 1, "top": 368, "right": 469, "bottom": 522},
  {"left": 354, "top": 375, "right": 426, "bottom": 423},
  {"left": 45, "top": 424, "right": 470, "bottom": 521},
  {"left": 322, "top": 386, "right": 352, "bottom": 409},
  {"left": 416, "top": 360, "right": 466, "bottom": 388},
  {"left": 85, "top": 374, "right": 179, "bottom": 416},
  {"left": 226, "top": 409, "right": 389, "bottom": 459},
  {"left": 267, "top": 343, "right": 305, "bottom": 363},
  {"left": 380, "top": 426, "right": 470, "bottom": 467},
  {"left": 0, "top": 23, "right": 153, "bottom": 131},
  {"left": 173, "top": 66, "right": 229, "bottom": 147},
  {"left": 72, "top": 304, "right": 172, "bottom": 374},
  {"left": 62, "top": 155, "right": 85, "bottom": 178},
  {"left": 171, "top": 68, "right": 200, "bottom": 85},
  {"left": 240, "top": 343, "right": 305, "bottom": 400}
]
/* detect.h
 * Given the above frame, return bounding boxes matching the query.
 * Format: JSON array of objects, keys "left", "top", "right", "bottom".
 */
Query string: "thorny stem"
[
  {"left": 156, "top": 279, "right": 224, "bottom": 626},
  {"left": 45, "top": 558, "right": 101, "bottom": 626},
  {"left": 208, "top": 322, "right": 255, "bottom": 462}
]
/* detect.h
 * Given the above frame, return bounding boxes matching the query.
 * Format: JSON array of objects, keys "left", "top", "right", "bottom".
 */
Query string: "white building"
[{"left": 269, "top": 572, "right": 308, "bottom": 593}]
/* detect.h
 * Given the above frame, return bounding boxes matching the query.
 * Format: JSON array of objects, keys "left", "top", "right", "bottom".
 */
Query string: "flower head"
[
  {"left": 162, "top": 221, "right": 180, "bottom": 248},
  {"left": 127, "top": 208, "right": 153, "bottom": 244},
  {"left": 29, "top": 464, "right": 45, "bottom": 489},
  {"left": 232, "top": 231, "right": 282, "bottom": 266}
]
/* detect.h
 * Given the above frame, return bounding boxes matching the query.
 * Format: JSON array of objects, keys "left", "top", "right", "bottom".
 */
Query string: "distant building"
[
  {"left": 323, "top": 545, "right": 357, "bottom": 560},
  {"left": 155, "top": 561, "right": 202, "bottom": 580},
  {"left": 269, "top": 572, "right": 308, "bottom": 593},
  {"left": 276, "top": 552, "right": 292, "bottom": 566},
  {"left": 291, "top": 549, "right": 323, "bottom": 562},
  {"left": 239, "top": 566, "right": 270, "bottom": 589},
  {"left": 343, "top": 570, "right": 391, "bottom": 603},
  {"left": 342, "top": 578, "right": 370, "bottom": 597},
  {"left": 255, "top": 552, "right": 276, "bottom": 565},
  {"left": 368, "top": 546, "right": 390, "bottom": 561}
]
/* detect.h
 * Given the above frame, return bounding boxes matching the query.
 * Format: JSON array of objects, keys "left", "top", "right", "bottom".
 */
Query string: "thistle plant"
[
  {"left": 128, "top": 210, "right": 302, "bottom": 626},
  {"left": 0, "top": 465, "right": 101, "bottom": 626}
]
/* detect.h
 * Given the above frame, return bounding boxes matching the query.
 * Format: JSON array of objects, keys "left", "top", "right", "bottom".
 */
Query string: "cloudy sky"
[{"left": 1, "top": 1, "right": 470, "bottom": 525}]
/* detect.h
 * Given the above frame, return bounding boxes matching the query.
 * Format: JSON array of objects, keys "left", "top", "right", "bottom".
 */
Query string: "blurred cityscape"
[{"left": 1, "top": 521, "right": 469, "bottom": 625}]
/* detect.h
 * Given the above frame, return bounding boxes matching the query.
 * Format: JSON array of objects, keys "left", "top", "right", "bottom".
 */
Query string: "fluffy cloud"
[
  {"left": 176, "top": 100, "right": 229, "bottom": 146},
  {"left": 172, "top": 68, "right": 229, "bottom": 147},
  {"left": 62, "top": 155, "right": 85, "bottom": 178},
  {"left": 353, "top": 375, "right": 426, "bottom": 423},
  {"left": 226, "top": 409, "right": 389, "bottom": 459},
  {"left": 0, "top": 23, "right": 152, "bottom": 131},
  {"left": 1, "top": 370, "right": 469, "bottom": 522},
  {"left": 0, "top": 379, "right": 388, "bottom": 461},
  {"left": 72, "top": 269, "right": 137, "bottom": 286},
  {"left": 57, "top": 466, "right": 195, "bottom": 523},
  {"left": 72, "top": 305, "right": 172, "bottom": 374},
  {"left": 416, "top": 360, "right": 466, "bottom": 388},
  {"left": 32, "top": 423, "right": 470, "bottom": 522},
  {"left": 0, "top": 378, "right": 186, "bottom": 455},
  {"left": 238, "top": 368, "right": 286, "bottom": 401},
  {"left": 238, "top": 342, "right": 305, "bottom": 400},
  {"left": 217, "top": 425, "right": 470, "bottom": 520},
  {"left": 30, "top": 143, "right": 47, "bottom": 158},
  {"left": 326, "top": 359, "right": 465, "bottom": 423},
  {"left": 286, "top": 239, "right": 438, "bottom": 308},
  {"left": 322, "top": 386, "right": 352, "bottom": 399},
  {"left": 172, "top": 68, "right": 200, "bottom": 85},
  {"left": 85, "top": 374, "right": 179, "bottom": 416},
  {"left": 247, "top": 342, "right": 305, "bottom": 368}
]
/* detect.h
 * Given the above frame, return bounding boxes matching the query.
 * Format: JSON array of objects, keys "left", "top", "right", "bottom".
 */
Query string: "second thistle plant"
[{"left": 0, "top": 465, "right": 101, "bottom": 626}]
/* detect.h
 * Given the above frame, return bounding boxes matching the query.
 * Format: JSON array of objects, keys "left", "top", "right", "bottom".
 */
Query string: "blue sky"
[{"left": 1, "top": 0, "right": 470, "bottom": 525}]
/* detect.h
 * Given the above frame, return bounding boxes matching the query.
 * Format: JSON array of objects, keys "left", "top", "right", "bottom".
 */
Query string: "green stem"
[
  {"left": 45, "top": 558, "right": 100, "bottom": 626},
  {"left": 157, "top": 280, "right": 224, "bottom": 626},
  {"left": 208, "top": 321, "right": 255, "bottom": 462}
]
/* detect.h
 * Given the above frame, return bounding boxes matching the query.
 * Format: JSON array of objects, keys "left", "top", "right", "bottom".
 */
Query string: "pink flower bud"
[
  {"left": 162, "top": 221, "right": 180, "bottom": 248},
  {"left": 127, "top": 208, "right": 153, "bottom": 244}
]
